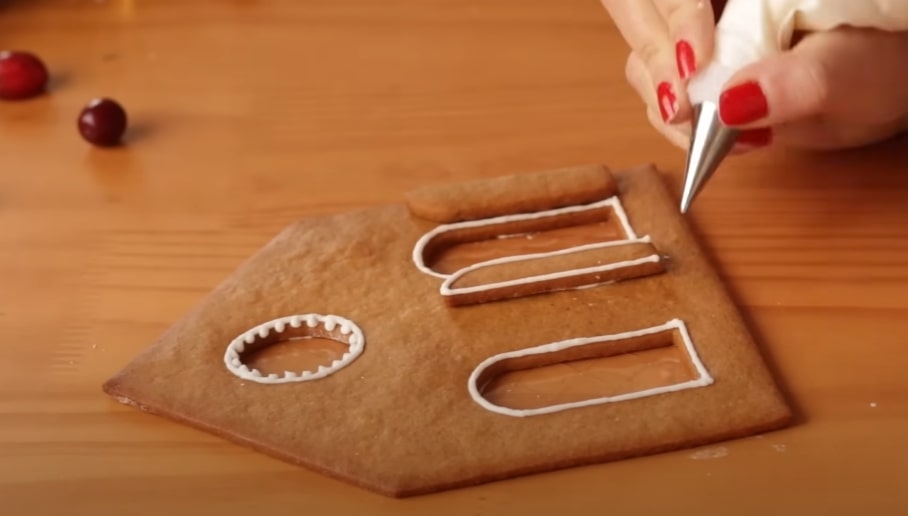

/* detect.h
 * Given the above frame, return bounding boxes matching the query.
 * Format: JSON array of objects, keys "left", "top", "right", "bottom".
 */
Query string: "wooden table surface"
[{"left": 2, "top": 1, "right": 906, "bottom": 514}]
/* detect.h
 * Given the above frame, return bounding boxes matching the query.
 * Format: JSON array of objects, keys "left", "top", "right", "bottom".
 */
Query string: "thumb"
[
  {"left": 716, "top": 41, "right": 829, "bottom": 129},
  {"left": 717, "top": 28, "right": 908, "bottom": 132}
]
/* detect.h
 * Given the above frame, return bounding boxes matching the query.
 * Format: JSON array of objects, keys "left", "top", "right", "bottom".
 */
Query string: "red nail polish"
[
  {"left": 676, "top": 40, "right": 696, "bottom": 80},
  {"left": 657, "top": 82, "right": 677, "bottom": 122},
  {"left": 736, "top": 127, "right": 772, "bottom": 147},
  {"left": 719, "top": 81, "right": 768, "bottom": 125}
]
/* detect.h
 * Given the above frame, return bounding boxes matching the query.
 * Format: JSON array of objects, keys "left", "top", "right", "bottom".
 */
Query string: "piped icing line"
[
  {"left": 467, "top": 319, "right": 713, "bottom": 417},
  {"left": 223, "top": 313, "right": 365, "bottom": 384},
  {"left": 608, "top": 194, "right": 638, "bottom": 240},
  {"left": 439, "top": 240, "right": 659, "bottom": 297},
  {"left": 412, "top": 196, "right": 642, "bottom": 279}
]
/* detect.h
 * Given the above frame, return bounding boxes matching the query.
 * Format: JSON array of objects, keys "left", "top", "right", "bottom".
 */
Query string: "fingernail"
[
  {"left": 657, "top": 81, "right": 678, "bottom": 123},
  {"left": 719, "top": 81, "right": 769, "bottom": 125},
  {"left": 676, "top": 40, "right": 696, "bottom": 80},
  {"left": 735, "top": 127, "right": 772, "bottom": 147}
]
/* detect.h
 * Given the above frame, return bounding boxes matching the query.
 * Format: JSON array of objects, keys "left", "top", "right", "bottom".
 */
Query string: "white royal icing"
[
  {"left": 439, "top": 239, "right": 660, "bottom": 298},
  {"left": 223, "top": 313, "right": 365, "bottom": 384},
  {"left": 467, "top": 319, "right": 713, "bottom": 417},
  {"left": 412, "top": 196, "right": 642, "bottom": 280}
]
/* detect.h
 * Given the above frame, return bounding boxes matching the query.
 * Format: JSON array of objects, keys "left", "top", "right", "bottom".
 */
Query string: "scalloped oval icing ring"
[{"left": 223, "top": 313, "right": 365, "bottom": 384}]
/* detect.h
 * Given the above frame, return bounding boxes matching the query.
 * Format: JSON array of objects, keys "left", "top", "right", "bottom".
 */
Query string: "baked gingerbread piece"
[
  {"left": 404, "top": 164, "right": 617, "bottom": 223},
  {"left": 102, "top": 163, "right": 792, "bottom": 497}
]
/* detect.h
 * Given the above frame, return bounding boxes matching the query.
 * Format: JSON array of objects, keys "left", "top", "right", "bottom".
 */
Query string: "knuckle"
[
  {"left": 799, "top": 59, "right": 831, "bottom": 111},
  {"left": 636, "top": 37, "right": 664, "bottom": 70},
  {"left": 624, "top": 52, "right": 639, "bottom": 84},
  {"left": 624, "top": 52, "right": 653, "bottom": 104},
  {"left": 659, "top": 0, "right": 687, "bottom": 29}
]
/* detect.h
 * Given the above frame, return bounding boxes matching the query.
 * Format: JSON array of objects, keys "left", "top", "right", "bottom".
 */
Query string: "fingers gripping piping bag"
[{"left": 680, "top": 0, "right": 908, "bottom": 213}]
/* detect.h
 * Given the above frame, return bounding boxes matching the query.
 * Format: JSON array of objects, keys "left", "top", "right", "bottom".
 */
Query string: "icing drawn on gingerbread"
[
  {"left": 412, "top": 196, "right": 643, "bottom": 280},
  {"left": 467, "top": 319, "right": 713, "bottom": 417},
  {"left": 439, "top": 240, "right": 666, "bottom": 306},
  {"left": 224, "top": 313, "right": 364, "bottom": 384}
]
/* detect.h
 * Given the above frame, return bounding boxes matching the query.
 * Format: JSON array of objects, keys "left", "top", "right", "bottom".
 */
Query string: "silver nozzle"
[{"left": 679, "top": 101, "right": 739, "bottom": 213}]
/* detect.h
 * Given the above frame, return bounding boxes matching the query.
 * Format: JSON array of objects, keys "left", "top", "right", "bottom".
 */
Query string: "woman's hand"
[
  {"left": 717, "top": 27, "right": 908, "bottom": 151},
  {"left": 603, "top": 0, "right": 908, "bottom": 153},
  {"left": 600, "top": 0, "right": 722, "bottom": 148}
]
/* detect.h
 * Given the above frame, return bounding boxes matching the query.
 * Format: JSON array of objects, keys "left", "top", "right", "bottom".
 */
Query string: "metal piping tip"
[{"left": 679, "top": 101, "right": 739, "bottom": 213}]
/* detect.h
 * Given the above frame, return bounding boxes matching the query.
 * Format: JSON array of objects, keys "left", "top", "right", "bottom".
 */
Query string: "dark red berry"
[
  {"left": 0, "top": 50, "right": 49, "bottom": 100},
  {"left": 78, "top": 97, "right": 128, "bottom": 146}
]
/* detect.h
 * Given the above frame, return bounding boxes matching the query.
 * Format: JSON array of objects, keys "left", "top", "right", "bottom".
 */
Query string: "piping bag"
[{"left": 679, "top": 0, "right": 908, "bottom": 213}]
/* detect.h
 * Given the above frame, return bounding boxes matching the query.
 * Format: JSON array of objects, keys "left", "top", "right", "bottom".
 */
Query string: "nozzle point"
[
  {"left": 679, "top": 196, "right": 691, "bottom": 214},
  {"left": 678, "top": 101, "right": 738, "bottom": 216}
]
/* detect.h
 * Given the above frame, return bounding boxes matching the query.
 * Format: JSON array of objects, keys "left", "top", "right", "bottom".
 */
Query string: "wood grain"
[{"left": 1, "top": 0, "right": 906, "bottom": 514}]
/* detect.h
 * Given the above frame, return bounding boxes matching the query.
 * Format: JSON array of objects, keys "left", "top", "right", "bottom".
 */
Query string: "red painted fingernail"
[
  {"left": 736, "top": 127, "right": 772, "bottom": 147},
  {"left": 719, "top": 81, "right": 769, "bottom": 125},
  {"left": 676, "top": 40, "right": 696, "bottom": 80},
  {"left": 657, "top": 81, "right": 678, "bottom": 123}
]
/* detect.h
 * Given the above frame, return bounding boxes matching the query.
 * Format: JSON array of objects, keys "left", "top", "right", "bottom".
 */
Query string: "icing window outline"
[
  {"left": 438, "top": 238, "right": 660, "bottom": 298},
  {"left": 223, "top": 313, "right": 365, "bottom": 384},
  {"left": 466, "top": 319, "right": 713, "bottom": 417},
  {"left": 411, "top": 196, "right": 643, "bottom": 280}
]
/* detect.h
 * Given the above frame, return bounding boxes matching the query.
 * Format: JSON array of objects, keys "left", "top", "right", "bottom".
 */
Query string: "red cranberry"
[
  {"left": 0, "top": 50, "right": 49, "bottom": 100},
  {"left": 78, "top": 97, "right": 128, "bottom": 146}
]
